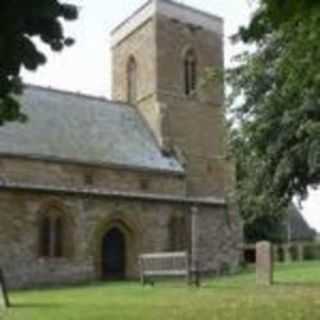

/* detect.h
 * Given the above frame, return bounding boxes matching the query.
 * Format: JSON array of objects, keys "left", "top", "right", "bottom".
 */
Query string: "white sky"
[{"left": 22, "top": 0, "right": 320, "bottom": 232}]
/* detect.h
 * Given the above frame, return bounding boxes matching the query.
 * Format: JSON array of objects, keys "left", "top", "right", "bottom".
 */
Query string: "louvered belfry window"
[
  {"left": 127, "top": 56, "right": 138, "bottom": 104},
  {"left": 184, "top": 49, "right": 197, "bottom": 96}
]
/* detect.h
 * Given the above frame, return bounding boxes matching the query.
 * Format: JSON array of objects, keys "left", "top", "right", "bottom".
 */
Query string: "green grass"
[{"left": 2, "top": 262, "right": 320, "bottom": 320}]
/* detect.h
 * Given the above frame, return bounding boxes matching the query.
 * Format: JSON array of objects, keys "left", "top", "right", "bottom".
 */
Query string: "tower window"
[
  {"left": 39, "top": 208, "right": 66, "bottom": 258},
  {"left": 127, "top": 56, "right": 137, "bottom": 104},
  {"left": 184, "top": 49, "right": 197, "bottom": 96}
]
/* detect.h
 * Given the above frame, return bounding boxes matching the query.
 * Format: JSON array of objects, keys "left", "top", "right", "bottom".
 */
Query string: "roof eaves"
[
  {"left": 24, "top": 84, "right": 135, "bottom": 109},
  {"left": 0, "top": 181, "right": 225, "bottom": 206},
  {"left": 0, "top": 152, "right": 185, "bottom": 176}
]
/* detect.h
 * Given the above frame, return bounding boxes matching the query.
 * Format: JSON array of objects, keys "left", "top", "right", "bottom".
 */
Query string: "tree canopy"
[
  {"left": 0, "top": 0, "right": 78, "bottom": 125},
  {"left": 228, "top": 0, "right": 320, "bottom": 222}
]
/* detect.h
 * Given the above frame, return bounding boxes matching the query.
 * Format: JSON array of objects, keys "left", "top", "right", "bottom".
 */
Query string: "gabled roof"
[
  {"left": 0, "top": 85, "right": 183, "bottom": 173},
  {"left": 286, "top": 204, "right": 317, "bottom": 242}
]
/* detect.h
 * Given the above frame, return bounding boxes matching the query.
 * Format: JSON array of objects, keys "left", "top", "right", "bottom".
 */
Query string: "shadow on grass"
[
  {"left": 11, "top": 303, "right": 62, "bottom": 309},
  {"left": 10, "top": 280, "right": 141, "bottom": 294},
  {"left": 274, "top": 281, "right": 320, "bottom": 288}
]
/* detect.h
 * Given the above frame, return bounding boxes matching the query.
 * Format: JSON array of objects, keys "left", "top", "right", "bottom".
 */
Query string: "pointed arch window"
[
  {"left": 54, "top": 217, "right": 64, "bottom": 257},
  {"left": 184, "top": 49, "right": 197, "bottom": 96},
  {"left": 40, "top": 216, "right": 51, "bottom": 257},
  {"left": 127, "top": 56, "right": 137, "bottom": 104},
  {"left": 39, "top": 208, "right": 66, "bottom": 258},
  {"left": 169, "top": 215, "right": 188, "bottom": 251}
]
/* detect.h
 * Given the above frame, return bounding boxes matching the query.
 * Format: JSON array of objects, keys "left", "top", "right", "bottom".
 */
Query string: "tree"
[
  {"left": 244, "top": 215, "right": 285, "bottom": 244},
  {"left": 0, "top": 0, "right": 78, "bottom": 125},
  {"left": 227, "top": 0, "right": 320, "bottom": 221}
]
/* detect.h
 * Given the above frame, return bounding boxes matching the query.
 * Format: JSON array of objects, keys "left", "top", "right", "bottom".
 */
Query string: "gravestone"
[
  {"left": 256, "top": 241, "right": 273, "bottom": 286},
  {"left": 0, "top": 269, "right": 9, "bottom": 309}
]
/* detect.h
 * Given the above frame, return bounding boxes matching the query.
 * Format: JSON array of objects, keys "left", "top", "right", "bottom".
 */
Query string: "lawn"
[{"left": 1, "top": 262, "right": 320, "bottom": 320}]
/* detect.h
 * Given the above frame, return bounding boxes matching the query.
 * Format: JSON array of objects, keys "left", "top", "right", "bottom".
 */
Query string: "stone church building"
[{"left": 0, "top": 0, "right": 242, "bottom": 289}]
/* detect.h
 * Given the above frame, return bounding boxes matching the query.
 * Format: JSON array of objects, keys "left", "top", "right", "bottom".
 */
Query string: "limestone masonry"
[{"left": 0, "top": 0, "right": 242, "bottom": 289}]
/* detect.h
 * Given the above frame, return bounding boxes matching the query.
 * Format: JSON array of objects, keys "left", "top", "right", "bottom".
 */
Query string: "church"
[{"left": 0, "top": 0, "right": 242, "bottom": 289}]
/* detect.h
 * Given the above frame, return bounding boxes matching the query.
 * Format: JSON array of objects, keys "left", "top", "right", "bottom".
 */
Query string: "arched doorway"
[{"left": 102, "top": 227, "right": 126, "bottom": 280}]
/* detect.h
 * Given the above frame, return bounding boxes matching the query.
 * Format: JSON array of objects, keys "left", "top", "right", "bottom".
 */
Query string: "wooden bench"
[{"left": 139, "top": 252, "right": 190, "bottom": 285}]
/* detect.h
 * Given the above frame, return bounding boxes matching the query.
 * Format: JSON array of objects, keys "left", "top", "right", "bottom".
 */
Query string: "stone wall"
[
  {"left": 156, "top": 13, "right": 224, "bottom": 105},
  {"left": 0, "top": 189, "right": 239, "bottom": 289},
  {"left": 111, "top": 17, "right": 165, "bottom": 148},
  {"left": 0, "top": 156, "right": 185, "bottom": 196},
  {"left": 196, "top": 206, "right": 243, "bottom": 274},
  {"left": 157, "top": 94, "right": 228, "bottom": 197},
  {"left": 112, "top": 18, "right": 157, "bottom": 103},
  {"left": 111, "top": 10, "right": 232, "bottom": 199},
  {"left": 155, "top": 14, "right": 229, "bottom": 198}
]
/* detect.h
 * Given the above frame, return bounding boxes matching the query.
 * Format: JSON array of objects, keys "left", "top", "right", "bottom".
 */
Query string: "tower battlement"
[{"left": 111, "top": 0, "right": 223, "bottom": 47}]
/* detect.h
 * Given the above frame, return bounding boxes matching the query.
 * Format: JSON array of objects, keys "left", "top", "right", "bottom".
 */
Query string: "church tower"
[{"left": 111, "top": 0, "right": 232, "bottom": 198}]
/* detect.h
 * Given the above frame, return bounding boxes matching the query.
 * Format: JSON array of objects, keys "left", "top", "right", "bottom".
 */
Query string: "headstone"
[{"left": 256, "top": 241, "right": 273, "bottom": 286}]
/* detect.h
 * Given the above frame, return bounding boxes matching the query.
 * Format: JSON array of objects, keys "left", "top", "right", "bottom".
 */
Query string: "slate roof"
[
  {"left": 286, "top": 204, "right": 317, "bottom": 242},
  {"left": 0, "top": 86, "right": 183, "bottom": 173}
]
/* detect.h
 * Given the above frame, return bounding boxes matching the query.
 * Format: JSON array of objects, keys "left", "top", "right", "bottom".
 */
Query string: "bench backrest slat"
[{"left": 139, "top": 251, "right": 190, "bottom": 285}]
